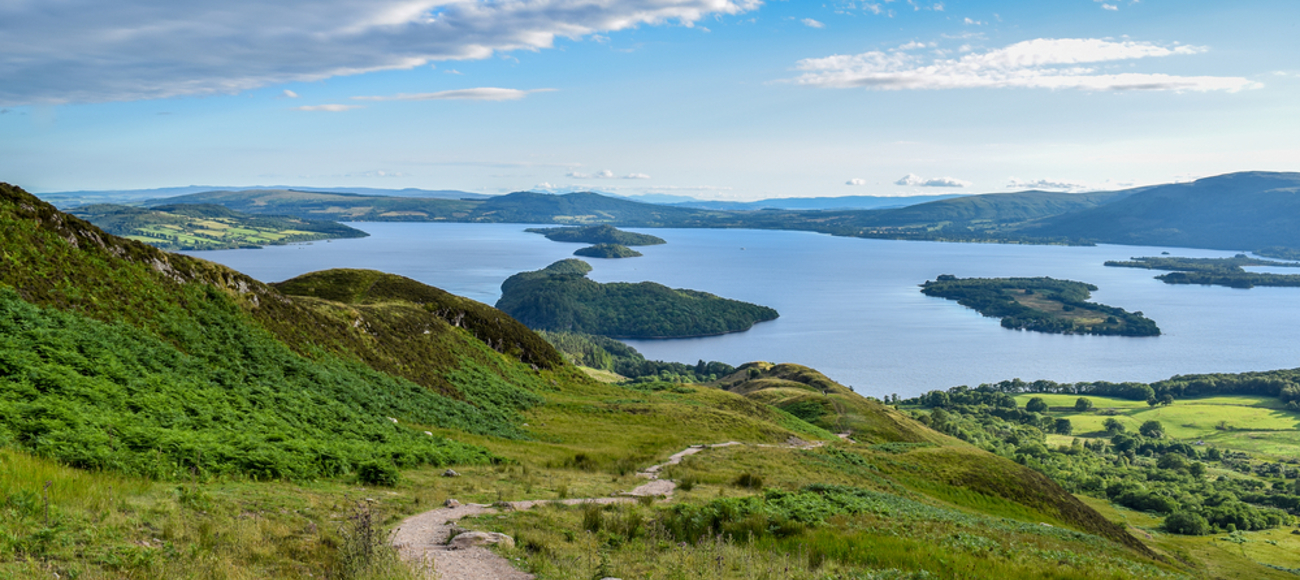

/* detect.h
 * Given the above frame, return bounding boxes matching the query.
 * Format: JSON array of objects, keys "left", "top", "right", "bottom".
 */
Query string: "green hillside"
[
  {"left": 496, "top": 259, "right": 779, "bottom": 338},
  {"left": 1023, "top": 172, "right": 1300, "bottom": 252},
  {"left": 68, "top": 202, "right": 368, "bottom": 250},
  {"left": 0, "top": 181, "right": 1222, "bottom": 579}
]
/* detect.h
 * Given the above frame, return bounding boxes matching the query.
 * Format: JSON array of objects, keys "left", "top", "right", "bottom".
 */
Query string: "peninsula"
[
  {"left": 921, "top": 275, "right": 1160, "bottom": 336},
  {"left": 1105, "top": 255, "right": 1300, "bottom": 289},
  {"left": 495, "top": 259, "right": 778, "bottom": 338}
]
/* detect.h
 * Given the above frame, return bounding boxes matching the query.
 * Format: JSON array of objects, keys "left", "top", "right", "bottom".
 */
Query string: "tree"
[
  {"left": 1140, "top": 420, "right": 1165, "bottom": 439},
  {"left": 1026, "top": 397, "right": 1048, "bottom": 413},
  {"left": 1146, "top": 396, "right": 1159, "bottom": 407},
  {"left": 1165, "top": 511, "right": 1212, "bottom": 535},
  {"left": 1159, "top": 394, "right": 1175, "bottom": 406},
  {"left": 1104, "top": 417, "right": 1126, "bottom": 434},
  {"left": 1053, "top": 418, "right": 1073, "bottom": 435},
  {"left": 1074, "top": 397, "right": 1093, "bottom": 412},
  {"left": 1157, "top": 453, "right": 1190, "bottom": 472}
]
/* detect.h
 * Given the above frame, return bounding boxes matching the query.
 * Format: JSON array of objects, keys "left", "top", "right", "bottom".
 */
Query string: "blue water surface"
[{"left": 189, "top": 223, "right": 1300, "bottom": 398}]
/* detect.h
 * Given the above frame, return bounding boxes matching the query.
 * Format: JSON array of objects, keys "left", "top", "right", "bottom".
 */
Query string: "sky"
[{"left": 1, "top": 0, "right": 1297, "bottom": 200}]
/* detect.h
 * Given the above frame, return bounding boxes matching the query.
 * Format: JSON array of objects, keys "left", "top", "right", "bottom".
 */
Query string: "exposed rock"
[
  {"left": 450, "top": 531, "right": 515, "bottom": 550},
  {"left": 444, "top": 469, "right": 460, "bottom": 477},
  {"left": 444, "top": 498, "right": 461, "bottom": 508}
]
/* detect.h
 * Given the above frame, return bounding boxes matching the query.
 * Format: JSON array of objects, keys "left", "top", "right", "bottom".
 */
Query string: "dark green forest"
[
  {"left": 527, "top": 224, "right": 666, "bottom": 246},
  {"left": 495, "top": 259, "right": 778, "bottom": 338},
  {"left": 537, "top": 330, "right": 734, "bottom": 383},
  {"left": 920, "top": 276, "right": 1161, "bottom": 336},
  {"left": 573, "top": 243, "right": 643, "bottom": 258}
]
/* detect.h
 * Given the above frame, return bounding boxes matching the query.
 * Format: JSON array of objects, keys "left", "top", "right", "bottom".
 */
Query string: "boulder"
[
  {"left": 443, "top": 469, "right": 460, "bottom": 477},
  {"left": 450, "top": 531, "right": 516, "bottom": 549},
  {"left": 444, "top": 498, "right": 460, "bottom": 508}
]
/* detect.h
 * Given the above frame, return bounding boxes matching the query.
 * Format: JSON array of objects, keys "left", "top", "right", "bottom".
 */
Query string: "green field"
[{"left": 1014, "top": 393, "right": 1300, "bottom": 459}]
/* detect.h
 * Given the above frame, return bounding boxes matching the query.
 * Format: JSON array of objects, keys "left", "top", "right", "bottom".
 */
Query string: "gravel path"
[{"left": 392, "top": 439, "right": 827, "bottom": 579}]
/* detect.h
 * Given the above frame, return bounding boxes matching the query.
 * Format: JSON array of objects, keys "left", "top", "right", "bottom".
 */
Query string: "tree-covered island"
[
  {"left": 921, "top": 275, "right": 1160, "bottom": 336},
  {"left": 573, "top": 243, "right": 642, "bottom": 258},
  {"left": 496, "top": 259, "right": 778, "bottom": 338},
  {"left": 1105, "top": 255, "right": 1300, "bottom": 289},
  {"left": 525, "top": 223, "right": 667, "bottom": 246}
]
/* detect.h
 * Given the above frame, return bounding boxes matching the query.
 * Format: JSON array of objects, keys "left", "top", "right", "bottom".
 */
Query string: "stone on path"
[{"left": 450, "top": 531, "right": 516, "bottom": 550}]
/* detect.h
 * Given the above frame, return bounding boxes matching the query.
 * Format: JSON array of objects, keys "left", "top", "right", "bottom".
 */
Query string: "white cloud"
[
  {"left": 895, "top": 41, "right": 934, "bottom": 51},
  {"left": 963, "top": 17, "right": 984, "bottom": 25},
  {"left": 1006, "top": 177, "right": 1092, "bottom": 192},
  {"left": 1102, "top": 4, "right": 1118, "bottom": 10},
  {"left": 846, "top": 178, "right": 867, "bottom": 186},
  {"left": 895, "top": 173, "right": 970, "bottom": 188},
  {"left": 293, "top": 104, "right": 364, "bottom": 112},
  {"left": 802, "top": 18, "right": 825, "bottom": 28},
  {"left": 0, "top": 0, "right": 760, "bottom": 106},
  {"left": 623, "top": 173, "right": 651, "bottom": 179},
  {"left": 566, "top": 171, "right": 591, "bottom": 179},
  {"left": 353, "top": 87, "right": 553, "bottom": 102},
  {"left": 594, "top": 170, "right": 616, "bottom": 178},
  {"left": 793, "top": 38, "right": 1261, "bottom": 92},
  {"left": 282, "top": 89, "right": 299, "bottom": 98}
]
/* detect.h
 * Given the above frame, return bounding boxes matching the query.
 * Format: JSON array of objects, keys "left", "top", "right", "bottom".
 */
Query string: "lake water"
[{"left": 189, "top": 223, "right": 1300, "bottom": 398}]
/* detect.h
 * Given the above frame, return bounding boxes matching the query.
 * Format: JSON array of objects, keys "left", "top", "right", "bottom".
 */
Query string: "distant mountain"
[
  {"left": 147, "top": 188, "right": 479, "bottom": 220},
  {"left": 132, "top": 172, "right": 1300, "bottom": 253},
  {"left": 666, "top": 194, "right": 965, "bottom": 211},
  {"left": 1020, "top": 171, "right": 1300, "bottom": 251},
  {"left": 40, "top": 185, "right": 488, "bottom": 208}
]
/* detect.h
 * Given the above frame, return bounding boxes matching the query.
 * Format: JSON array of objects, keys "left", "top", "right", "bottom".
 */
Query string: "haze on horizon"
[{"left": 1, "top": 0, "right": 1297, "bottom": 201}]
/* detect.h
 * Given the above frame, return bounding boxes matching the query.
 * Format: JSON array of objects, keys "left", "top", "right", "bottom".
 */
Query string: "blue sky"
[{"left": 1, "top": 0, "right": 1296, "bottom": 200}]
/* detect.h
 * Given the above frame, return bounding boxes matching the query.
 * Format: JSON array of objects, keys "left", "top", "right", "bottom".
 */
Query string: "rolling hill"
[{"left": 1021, "top": 171, "right": 1300, "bottom": 251}]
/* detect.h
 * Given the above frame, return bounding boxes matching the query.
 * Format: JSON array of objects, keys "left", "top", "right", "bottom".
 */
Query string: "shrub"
[
  {"left": 1165, "top": 511, "right": 1212, "bottom": 535},
  {"left": 356, "top": 461, "right": 400, "bottom": 487},
  {"left": 734, "top": 473, "right": 764, "bottom": 490}
]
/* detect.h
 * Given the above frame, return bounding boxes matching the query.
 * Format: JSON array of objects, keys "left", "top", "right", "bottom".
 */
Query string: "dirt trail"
[{"left": 391, "top": 438, "right": 826, "bottom": 580}]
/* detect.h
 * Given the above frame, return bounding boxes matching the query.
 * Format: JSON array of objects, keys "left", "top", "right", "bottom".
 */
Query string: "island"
[
  {"left": 525, "top": 224, "right": 667, "bottom": 246},
  {"left": 1105, "top": 255, "right": 1300, "bottom": 289},
  {"left": 573, "top": 243, "right": 642, "bottom": 259},
  {"left": 495, "top": 259, "right": 778, "bottom": 338},
  {"left": 68, "top": 203, "right": 368, "bottom": 250},
  {"left": 920, "top": 275, "right": 1160, "bottom": 336}
]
